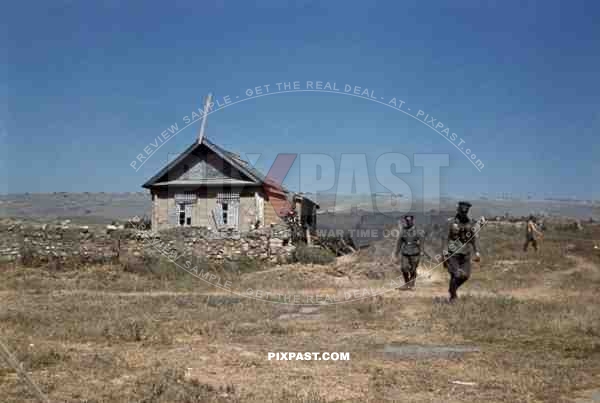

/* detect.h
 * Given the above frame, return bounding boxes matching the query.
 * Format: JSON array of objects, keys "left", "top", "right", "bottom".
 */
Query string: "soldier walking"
[
  {"left": 443, "top": 202, "right": 481, "bottom": 302},
  {"left": 523, "top": 215, "right": 543, "bottom": 252},
  {"left": 393, "top": 215, "right": 423, "bottom": 290}
]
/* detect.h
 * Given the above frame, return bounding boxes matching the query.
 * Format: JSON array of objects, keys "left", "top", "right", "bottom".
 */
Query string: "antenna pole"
[{"left": 198, "top": 93, "right": 212, "bottom": 143}]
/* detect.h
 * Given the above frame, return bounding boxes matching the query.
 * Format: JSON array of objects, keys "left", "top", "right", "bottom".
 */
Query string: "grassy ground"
[{"left": 1, "top": 224, "right": 599, "bottom": 402}]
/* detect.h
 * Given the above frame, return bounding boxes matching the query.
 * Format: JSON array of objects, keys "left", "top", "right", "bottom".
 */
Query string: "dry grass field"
[{"left": 1, "top": 224, "right": 599, "bottom": 402}]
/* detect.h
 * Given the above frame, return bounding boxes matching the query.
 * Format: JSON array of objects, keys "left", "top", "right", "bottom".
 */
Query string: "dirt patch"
[
  {"left": 276, "top": 306, "right": 323, "bottom": 320},
  {"left": 381, "top": 343, "right": 480, "bottom": 360},
  {"left": 570, "top": 388, "right": 600, "bottom": 402},
  {"left": 205, "top": 295, "right": 243, "bottom": 307}
]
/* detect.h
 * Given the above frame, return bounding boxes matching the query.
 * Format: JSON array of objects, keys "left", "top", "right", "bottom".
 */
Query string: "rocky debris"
[
  {"left": 0, "top": 218, "right": 295, "bottom": 264},
  {"left": 366, "top": 269, "right": 385, "bottom": 280},
  {"left": 276, "top": 305, "right": 323, "bottom": 320},
  {"left": 316, "top": 236, "right": 356, "bottom": 256},
  {"left": 270, "top": 223, "right": 292, "bottom": 240}
]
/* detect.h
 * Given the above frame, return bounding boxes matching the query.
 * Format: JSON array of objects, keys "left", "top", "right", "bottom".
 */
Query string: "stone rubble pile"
[{"left": 0, "top": 219, "right": 296, "bottom": 265}]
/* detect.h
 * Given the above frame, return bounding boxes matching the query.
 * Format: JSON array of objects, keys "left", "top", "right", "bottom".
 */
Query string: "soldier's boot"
[
  {"left": 408, "top": 269, "right": 417, "bottom": 290},
  {"left": 449, "top": 291, "right": 458, "bottom": 303},
  {"left": 452, "top": 275, "right": 469, "bottom": 300},
  {"left": 448, "top": 282, "right": 455, "bottom": 301},
  {"left": 449, "top": 277, "right": 459, "bottom": 302},
  {"left": 400, "top": 271, "right": 411, "bottom": 290}
]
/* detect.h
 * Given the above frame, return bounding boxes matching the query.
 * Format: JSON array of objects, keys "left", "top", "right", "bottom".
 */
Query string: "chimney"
[{"left": 198, "top": 93, "right": 212, "bottom": 144}]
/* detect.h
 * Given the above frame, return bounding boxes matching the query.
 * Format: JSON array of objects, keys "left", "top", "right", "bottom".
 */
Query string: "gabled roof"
[
  {"left": 208, "top": 140, "right": 301, "bottom": 197},
  {"left": 142, "top": 137, "right": 288, "bottom": 192}
]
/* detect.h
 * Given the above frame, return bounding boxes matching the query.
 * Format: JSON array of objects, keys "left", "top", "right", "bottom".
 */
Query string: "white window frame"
[
  {"left": 174, "top": 192, "right": 197, "bottom": 203},
  {"left": 216, "top": 192, "right": 240, "bottom": 230},
  {"left": 176, "top": 203, "right": 193, "bottom": 226},
  {"left": 174, "top": 192, "right": 196, "bottom": 227}
]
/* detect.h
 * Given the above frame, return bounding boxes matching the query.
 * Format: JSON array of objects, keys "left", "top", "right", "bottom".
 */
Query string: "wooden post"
[{"left": 152, "top": 191, "right": 157, "bottom": 231}]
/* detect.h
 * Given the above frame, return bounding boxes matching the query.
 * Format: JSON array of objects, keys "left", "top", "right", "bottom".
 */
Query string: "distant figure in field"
[
  {"left": 523, "top": 215, "right": 543, "bottom": 252},
  {"left": 443, "top": 201, "right": 481, "bottom": 302},
  {"left": 393, "top": 215, "right": 423, "bottom": 290}
]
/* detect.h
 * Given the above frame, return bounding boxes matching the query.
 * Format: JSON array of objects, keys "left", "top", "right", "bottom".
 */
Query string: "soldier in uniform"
[
  {"left": 393, "top": 215, "right": 423, "bottom": 290},
  {"left": 523, "top": 215, "right": 543, "bottom": 252},
  {"left": 443, "top": 201, "right": 481, "bottom": 302}
]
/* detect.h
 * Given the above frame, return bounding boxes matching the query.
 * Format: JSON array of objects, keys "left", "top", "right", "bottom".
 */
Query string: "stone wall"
[{"left": 0, "top": 219, "right": 295, "bottom": 265}]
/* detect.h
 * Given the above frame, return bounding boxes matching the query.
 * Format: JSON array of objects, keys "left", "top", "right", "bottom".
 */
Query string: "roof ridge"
[{"left": 142, "top": 136, "right": 295, "bottom": 196}]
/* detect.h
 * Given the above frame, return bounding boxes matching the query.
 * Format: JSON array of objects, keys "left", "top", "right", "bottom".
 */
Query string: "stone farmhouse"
[{"left": 142, "top": 98, "right": 318, "bottom": 235}]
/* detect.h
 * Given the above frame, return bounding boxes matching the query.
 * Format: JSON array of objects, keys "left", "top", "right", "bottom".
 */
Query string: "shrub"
[
  {"left": 100, "top": 318, "right": 148, "bottom": 342},
  {"left": 223, "top": 257, "right": 262, "bottom": 273},
  {"left": 122, "top": 254, "right": 152, "bottom": 275},
  {"left": 17, "top": 348, "right": 69, "bottom": 370},
  {"left": 47, "top": 255, "right": 64, "bottom": 271},
  {"left": 292, "top": 244, "right": 335, "bottom": 265},
  {"left": 134, "top": 368, "right": 236, "bottom": 403},
  {"left": 19, "top": 246, "right": 42, "bottom": 267},
  {"left": 123, "top": 252, "right": 203, "bottom": 281}
]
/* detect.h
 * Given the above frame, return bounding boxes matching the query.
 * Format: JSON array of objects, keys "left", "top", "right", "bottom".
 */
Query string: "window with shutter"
[
  {"left": 170, "top": 193, "right": 196, "bottom": 227},
  {"left": 185, "top": 204, "right": 193, "bottom": 226},
  {"left": 229, "top": 201, "right": 239, "bottom": 230},
  {"left": 212, "top": 204, "right": 224, "bottom": 228},
  {"left": 254, "top": 192, "right": 264, "bottom": 227},
  {"left": 216, "top": 193, "right": 240, "bottom": 230},
  {"left": 179, "top": 204, "right": 185, "bottom": 226},
  {"left": 168, "top": 207, "right": 178, "bottom": 226}
]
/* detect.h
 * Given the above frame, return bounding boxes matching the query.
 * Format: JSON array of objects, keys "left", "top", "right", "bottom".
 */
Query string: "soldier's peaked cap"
[{"left": 458, "top": 201, "right": 472, "bottom": 208}]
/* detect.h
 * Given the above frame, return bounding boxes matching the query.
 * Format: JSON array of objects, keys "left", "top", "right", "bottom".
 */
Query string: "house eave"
[
  {"left": 140, "top": 137, "right": 305, "bottom": 203},
  {"left": 142, "top": 138, "right": 265, "bottom": 189},
  {"left": 148, "top": 179, "right": 261, "bottom": 187}
]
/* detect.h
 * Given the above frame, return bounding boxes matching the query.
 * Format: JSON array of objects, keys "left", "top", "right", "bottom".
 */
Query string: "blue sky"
[{"left": 2, "top": 0, "right": 599, "bottom": 200}]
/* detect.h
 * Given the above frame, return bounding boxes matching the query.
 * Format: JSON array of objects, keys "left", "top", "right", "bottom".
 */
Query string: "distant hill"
[
  {"left": 314, "top": 194, "right": 596, "bottom": 221},
  {"left": 0, "top": 192, "right": 596, "bottom": 225},
  {"left": 0, "top": 192, "right": 151, "bottom": 224}
]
